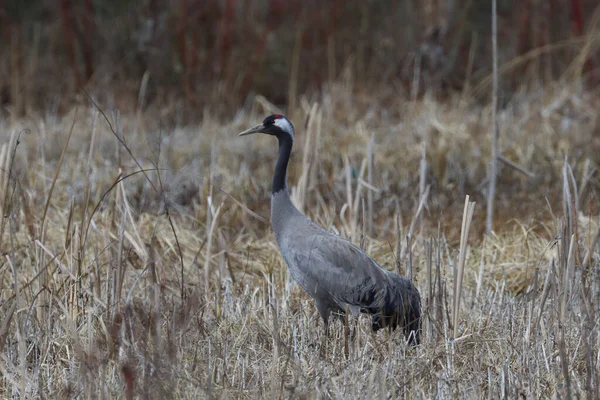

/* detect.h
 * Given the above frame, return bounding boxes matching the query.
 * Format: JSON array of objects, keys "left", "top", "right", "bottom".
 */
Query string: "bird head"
[{"left": 238, "top": 114, "right": 295, "bottom": 141}]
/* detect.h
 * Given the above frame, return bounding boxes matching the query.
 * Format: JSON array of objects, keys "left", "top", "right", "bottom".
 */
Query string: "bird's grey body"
[
  {"left": 240, "top": 115, "right": 421, "bottom": 345},
  {"left": 272, "top": 189, "right": 420, "bottom": 340}
]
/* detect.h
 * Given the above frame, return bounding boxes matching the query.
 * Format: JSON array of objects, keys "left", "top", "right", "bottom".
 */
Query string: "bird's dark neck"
[{"left": 273, "top": 134, "right": 293, "bottom": 194}]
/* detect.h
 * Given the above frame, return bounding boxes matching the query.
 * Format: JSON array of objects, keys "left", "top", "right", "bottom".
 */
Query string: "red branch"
[
  {"left": 178, "top": 0, "right": 188, "bottom": 73},
  {"left": 219, "top": 0, "right": 237, "bottom": 74},
  {"left": 189, "top": 0, "right": 200, "bottom": 77},
  {"left": 517, "top": 0, "right": 530, "bottom": 55},
  {"left": 0, "top": 0, "right": 9, "bottom": 43},
  {"left": 82, "top": 0, "right": 95, "bottom": 81},
  {"left": 570, "top": 0, "right": 583, "bottom": 36},
  {"left": 121, "top": 364, "right": 134, "bottom": 400},
  {"left": 238, "top": 0, "right": 285, "bottom": 98},
  {"left": 60, "top": 0, "right": 81, "bottom": 87}
]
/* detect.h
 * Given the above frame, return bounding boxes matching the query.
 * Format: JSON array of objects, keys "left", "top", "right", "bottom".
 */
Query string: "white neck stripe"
[{"left": 274, "top": 118, "right": 294, "bottom": 140}]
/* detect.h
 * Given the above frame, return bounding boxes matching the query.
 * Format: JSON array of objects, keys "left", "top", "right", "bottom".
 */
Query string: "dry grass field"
[{"left": 1, "top": 80, "right": 599, "bottom": 398}]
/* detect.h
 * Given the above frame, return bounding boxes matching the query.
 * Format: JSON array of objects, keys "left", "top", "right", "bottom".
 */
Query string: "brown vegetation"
[
  {"left": 1, "top": 1, "right": 599, "bottom": 119},
  {"left": 0, "top": 81, "right": 598, "bottom": 397},
  {"left": 1, "top": 1, "right": 600, "bottom": 398}
]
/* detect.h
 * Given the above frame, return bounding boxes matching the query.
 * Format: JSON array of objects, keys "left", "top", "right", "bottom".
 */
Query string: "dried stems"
[
  {"left": 453, "top": 195, "right": 476, "bottom": 339},
  {"left": 0, "top": 82, "right": 599, "bottom": 398},
  {"left": 486, "top": 0, "right": 499, "bottom": 235}
]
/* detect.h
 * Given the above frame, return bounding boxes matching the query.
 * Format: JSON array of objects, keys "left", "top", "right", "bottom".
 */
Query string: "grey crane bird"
[{"left": 239, "top": 115, "right": 421, "bottom": 345}]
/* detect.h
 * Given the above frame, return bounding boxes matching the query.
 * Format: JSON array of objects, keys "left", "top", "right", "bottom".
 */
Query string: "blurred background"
[{"left": 1, "top": 0, "right": 599, "bottom": 121}]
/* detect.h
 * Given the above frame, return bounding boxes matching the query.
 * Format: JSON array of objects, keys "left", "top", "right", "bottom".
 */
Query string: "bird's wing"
[{"left": 288, "top": 228, "right": 390, "bottom": 312}]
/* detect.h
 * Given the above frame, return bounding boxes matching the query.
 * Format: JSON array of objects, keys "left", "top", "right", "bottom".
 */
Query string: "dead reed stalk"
[
  {"left": 453, "top": 195, "right": 476, "bottom": 339},
  {"left": 486, "top": 0, "right": 499, "bottom": 234}
]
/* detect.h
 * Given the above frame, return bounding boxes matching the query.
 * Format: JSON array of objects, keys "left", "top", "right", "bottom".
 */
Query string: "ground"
[{"left": 0, "top": 82, "right": 599, "bottom": 398}]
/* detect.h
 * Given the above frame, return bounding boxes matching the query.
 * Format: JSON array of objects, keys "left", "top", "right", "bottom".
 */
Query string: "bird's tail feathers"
[{"left": 371, "top": 274, "right": 421, "bottom": 345}]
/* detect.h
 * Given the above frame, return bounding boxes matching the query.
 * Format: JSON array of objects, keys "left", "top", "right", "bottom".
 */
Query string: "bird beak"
[{"left": 238, "top": 124, "right": 265, "bottom": 136}]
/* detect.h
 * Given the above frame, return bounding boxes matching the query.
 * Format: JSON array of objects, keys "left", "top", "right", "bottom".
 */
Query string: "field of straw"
[{"left": 1, "top": 81, "right": 599, "bottom": 398}]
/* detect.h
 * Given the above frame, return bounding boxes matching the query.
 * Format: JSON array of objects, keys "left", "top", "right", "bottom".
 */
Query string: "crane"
[{"left": 239, "top": 114, "right": 421, "bottom": 345}]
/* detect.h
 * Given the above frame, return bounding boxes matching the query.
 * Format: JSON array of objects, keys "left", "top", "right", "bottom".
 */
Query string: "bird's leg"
[
  {"left": 315, "top": 301, "right": 331, "bottom": 358},
  {"left": 344, "top": 312, "right": 350, "bottom": 359},
  {"left": 318, "top": 315, "right": 330, "bottom": 359},
  {"left": 349, "top": 316, "right": 359, "bottom": 343},
  {"left": 319, "top": 334, "right": 328, "bottom": 359},
  {"left": 316, "top": 300, "right": 331, "bottom": 338}
]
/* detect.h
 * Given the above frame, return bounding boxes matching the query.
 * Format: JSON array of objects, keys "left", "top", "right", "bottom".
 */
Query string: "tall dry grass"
[{"left": 0, "top": 80, "right": 599, "bottom": 398}]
